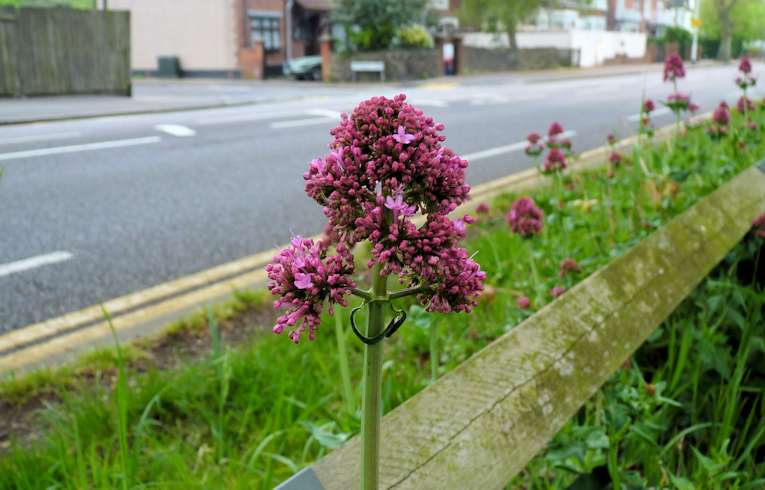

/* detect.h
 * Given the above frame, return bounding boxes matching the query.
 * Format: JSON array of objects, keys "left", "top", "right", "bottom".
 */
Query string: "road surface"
[{"left": 0, "top": 64, "right": 757, "bottom": 332}]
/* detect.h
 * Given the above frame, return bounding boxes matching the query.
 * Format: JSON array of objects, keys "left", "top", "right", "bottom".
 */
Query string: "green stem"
[
  {"left": 361, "top": 264, "right": 387, "bottom": 490},
  {"left": 334, "top": 311, "right": 355, "bottom": 415},
  {"left": 525, "top": 238, "right": 542, "bottom": 304},
  {"left": 430, "top": 322, "right": 438, "bottom": 383}
]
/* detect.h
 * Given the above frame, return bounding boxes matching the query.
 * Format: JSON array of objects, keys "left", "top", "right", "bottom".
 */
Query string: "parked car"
[{"left": 283, "top": 56, "right": 323, "bottom": 81}]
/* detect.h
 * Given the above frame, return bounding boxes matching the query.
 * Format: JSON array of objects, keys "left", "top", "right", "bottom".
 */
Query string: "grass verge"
[{"left": 1, "top": 105, "right": 765, "bottom": 489}]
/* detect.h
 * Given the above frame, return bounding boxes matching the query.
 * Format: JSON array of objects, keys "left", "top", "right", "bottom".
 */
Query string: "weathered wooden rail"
[{"left": 278, "top": 163, "right": 765, "bottom": 490}]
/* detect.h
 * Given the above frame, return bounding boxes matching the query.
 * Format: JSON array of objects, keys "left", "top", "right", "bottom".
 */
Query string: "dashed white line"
[
  {"left": 270, "top": 117, "right": 337, "bottom": 129},
  {"left": 305, "top": 109, "right": 343, "bottom": 119},
  {"left": 0, "top": 131, "right": 81, "bottom": 146},
  {"left": 155, "top": 124, "right": 196, "bottom": 137},
  {"left": 0, "top": 251, "right": 73, "bottom": 278},
  {"left": 408, "top": 98, "right": 448, "bottom": 107},
  {"left": 0, "top": 136, "right": 162, "bottom": 161},
  {"left": 463, "top": 130, "right": 576, "bottom": 162}
]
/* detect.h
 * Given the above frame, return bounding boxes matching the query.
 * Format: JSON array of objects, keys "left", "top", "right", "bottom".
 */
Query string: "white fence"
[{"left": 462, "top": 30, "right": 647, "bottom": 68}]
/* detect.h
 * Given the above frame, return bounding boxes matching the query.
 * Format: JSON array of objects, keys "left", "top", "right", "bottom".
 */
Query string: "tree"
[
  {"left": 701, "top": 0, "right": 765, "bottom": 60},
  {"left": 332, "top": 0, "right": 428, "bottom": 52},
  {"left": 459, "top": 0, "right": 553, "bottom": 51}
]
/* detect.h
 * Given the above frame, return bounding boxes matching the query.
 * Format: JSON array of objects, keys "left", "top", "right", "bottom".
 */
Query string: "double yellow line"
[{"left": 0, "top": 119, "right": 694, "bottom": 374}]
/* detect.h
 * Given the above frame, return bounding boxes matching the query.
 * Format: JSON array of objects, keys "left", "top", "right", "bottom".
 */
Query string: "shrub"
[{"left": 396, "top": 24, "right": 434, "bottom": 49}]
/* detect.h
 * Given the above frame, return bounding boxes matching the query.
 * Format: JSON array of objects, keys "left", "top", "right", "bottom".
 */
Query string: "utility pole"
[{"left": 691, "top": 0, "right": 701, "bottom": 63}]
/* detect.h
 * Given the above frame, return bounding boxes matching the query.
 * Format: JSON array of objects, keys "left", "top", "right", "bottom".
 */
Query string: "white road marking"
[
  {"left": 0, "top": 136, "right": 162, "bottom": 162},
  {"left": 463, "top": 130, "right": 576, "bottom": 162},
  {"left": 306, "top": 109, "right": 343, "bottom": 119},
  {"left": 155, "top": 124, "right": 196, "bottom": 137},
  {"left": 0, "top": 251, "right": 73, "bottom": 278},
  {"left": 270, "top": 118, "right": 337, "bottom": 129},
  {"left": 196, "top": 111, "right": 297, "bottom": 126},
  {"left": 408, "top": 98, "right": 448, "bottom": 107},
  {"left": 627, "top": 107, "right": 671, "bottom": 121},
  {"left": 0, "top": 131, "right": 81, "bottom": 146}
]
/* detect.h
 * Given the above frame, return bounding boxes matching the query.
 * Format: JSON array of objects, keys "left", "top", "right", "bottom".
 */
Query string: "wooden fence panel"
[
  {"left": 278, "top": 164, "right": 765, "bottom": 490},
  {"left": 0, "top": 7, "right": 129, "bottom": 97}
]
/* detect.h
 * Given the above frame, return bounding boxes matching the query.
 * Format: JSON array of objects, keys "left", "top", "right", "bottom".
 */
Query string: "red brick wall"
[{"left": 239, "top": 41, "right": 265, "bottom": 79}]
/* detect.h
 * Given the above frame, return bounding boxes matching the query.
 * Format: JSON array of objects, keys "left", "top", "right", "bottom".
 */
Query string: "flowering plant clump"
[
  {"left": 709, "top": 101, "right": 731, "bottom": 138},
  {"left": 640, "top": 99, "right": 656, "bottom": 137},
  {"left": 507, "top": 197, "right": 544, "bottom": 237},
  {"left": 736, "top": 56, "right": 757, "bottom": 91},
  {"left": 525, "top": 132, "right": 544, "bottom": 156},
  {"left": 535, "top": 121, "right": 572, "bottom": 175},
  {"left": 559, "top": 257, "right": 581, "bottom": 277},
  {"left": 270, "top": 93, "right": 485, "bottom": 340},
  {"left": 663, "top": 52, "right": 686, "bottom": 83},
  {"left": 737, "top": 96, "right": 755, "bottom": 115}
]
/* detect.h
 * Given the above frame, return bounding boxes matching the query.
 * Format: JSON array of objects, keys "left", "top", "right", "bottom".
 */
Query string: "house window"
[{"left": 250, "top": 15, "right": 281, "bottom": 51}]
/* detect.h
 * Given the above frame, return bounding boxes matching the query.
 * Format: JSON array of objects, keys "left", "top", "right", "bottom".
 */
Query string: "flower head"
[
  {"left": 559, "top": 257, "right": 581, "bottom": 277},
  {"left": 507, "top": 197, "right": 544, "bottom": 237},
  {"left": 713, "top": 101, "right": 730, "bottom": 126},
  {"left": 550, "top": 285, "right": 567, "bottom": 298},
  {"left": 271, "top": 94, "right": 486, "bottom": 338},
  {"left": 740, "top": 56, "right": 752, "bottom": 75},
  {"left": 525, "top": 132, "right": 544, "bottom": 156},
  {"left": 737, "top": 96, "right": 755, "bottom": 114},
  {"left": 516, "top": 295, "right": 530, "bottom": 309},
  {"left": 542, "top": 147, "right": 567, "bottom": 174},
  {"left": 665, "top": 92, "right": 691, "bottom": 114},
  {"left": 643, "top": 99, "right": 655, "bottom": 113},
  {"left": 475, "top": 202, "right": 490, "bottom": 215},
  {"left": 607, "top": 133, "right": 616, "bottom": 146},
  {"left": 548, "top": 122, "right": 564, "bottom": 138},
  {"left": 267, "top": 237, "right": 355, "bottom": 342},
  {"left": 609, "top": 151, "right": 623, "bottom": 166},
  {"left": 663, "top": 52, "right": 685, "bottom": 82},
  {"left": 753, "top": 213, "right": 765, "bottom": 238}
]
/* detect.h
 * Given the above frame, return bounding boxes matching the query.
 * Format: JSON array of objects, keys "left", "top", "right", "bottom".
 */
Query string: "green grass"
[{"left": 1, "top": 106, "right": 765, "bottom": 488}]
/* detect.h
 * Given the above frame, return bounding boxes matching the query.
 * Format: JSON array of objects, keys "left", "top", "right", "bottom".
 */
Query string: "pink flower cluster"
[
  {"left": 753, "top": 213, "right": 765, "bottom": 238},
  {"left": 736, "top": 56, "right": 757, "bottom": 90},
  {"left": 267, "top": 237, "right": 356, "bottom": 342},
  {"left": 737, "top": 96, "right": 755, "bottom": 114},
  {"left": 269, "top": 94, "right": 486, "bottom": 340},
  {"left": 525, "top": 132, "right": 544, "bottom": 156},
  {"left": 507, "top": 197, "right": 544, "bottom": 237},
  {"left": 709, "top": 101, "right": 730, "bottom": 138},
  {"left": 540, "top": 122, "right": 571, "bottom": 174},
  {"left": 665, "top": 92, "right": 696, "bottom": 117},
  {"left": 663, "top": 52, "right": 686, "bottom": 82},
  {"left": 640, "top": 99, "right": 656, "bottom": 136}
]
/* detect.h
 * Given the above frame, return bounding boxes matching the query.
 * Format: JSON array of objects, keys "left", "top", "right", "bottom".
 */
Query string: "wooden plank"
[{"left": 287, "top": 165, "right": 765, "bottom": 490}]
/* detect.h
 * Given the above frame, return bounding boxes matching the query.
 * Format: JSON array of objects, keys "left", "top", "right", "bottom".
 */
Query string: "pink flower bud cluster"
[
  {"left": 266, "top": 237, "right": 356, "bottom": 342},
  {"left": 507, "top": 197, "right": 544, "bottom": 237},
  {"left": 639, "top": 99, "right": 656, "bottom": 136},
  {"left": 708, "top": 101, "right": 730, "bottom": 138},
  {"left": 737, "top": 96, "right": 755, "bottom": 114},
  {"left": 753, "top": 213, "right": 765, "bottom": 238},
  {"left": 663, "top": 52, "right": 685, "bottom": 82},
  {"left": 525, "top": 132, "right": 544, "bottom": 156},
  {"left": 269, "top": 94, "right": 486, "bottom": 340},
  {"left": 665, "top": 92, "right": 694, "bottom": 115},
  {"left": 538, "top": 122, "right": 571, "bottom": 174},
  {"left": 736, "top": 57, "right": 757, "bottom": 90}
]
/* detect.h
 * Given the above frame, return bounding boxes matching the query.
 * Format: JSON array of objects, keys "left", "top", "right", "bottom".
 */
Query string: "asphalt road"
[{"left": 0, "top": 64, "right": 759, "bottom": 332}]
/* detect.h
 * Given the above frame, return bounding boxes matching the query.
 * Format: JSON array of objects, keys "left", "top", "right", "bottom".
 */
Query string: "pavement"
[
  {"left": 0, "top": 62, "right": 758, "bottom": 340},
  {"left": 0, "top": 62, "right": 714, "bottom": 126}
]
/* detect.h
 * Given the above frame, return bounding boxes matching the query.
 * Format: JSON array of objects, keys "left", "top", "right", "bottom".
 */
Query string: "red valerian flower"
[
  {"left": 665, "top": 92, "right": 692, "bottom": 113},
  {"left": 643, "top": 99, "right": 656, "bottom": 113},
  {"left": 609, "top": 151, "right": 623, "bottom": 166},
  {"left": 516, "top": 295, "right": 531, "bottom": 309},
  {"left": 753, "top": 213, "right": 765, "bottom": 238},
  {"left": 713, "top": 101, "right": 730, "bottom": 125},
  {"left": 267, "top": 237, "right": 356, "bottom": 342},
  {"left": 663, "top": 52, "right": 685, "bottom": 82},
  {"left": 542, "top": 147, "right": 567, "bottom": 174},
  {"left": 550, "top": 285, "right": 567, "bottom": 298},
  {"left": 740, "top": 56, "right": 752, "bottom": 74},
  {"left": 548, "top": 122, "right": 564, "bottom": 138},
  {"left": 525, "top": 132, "right": 544, "bottom": 156},
  {"left": 475, "top": 202, "right": 490, "bottom": 215},
  {"left": 559, "top": 257, "right": 582, "bottom": 277},
  {"left": 607, "top": 133, "right": 617, "bottom": 146},
  {"left": 507, "top": 197, "right": 544, "bottom": 237},
  {"left": 737, "top": 96, "right": 755, "bottom": 114},
  {"left": 271, "top": 94, "right": 485, "bottom": 340}
]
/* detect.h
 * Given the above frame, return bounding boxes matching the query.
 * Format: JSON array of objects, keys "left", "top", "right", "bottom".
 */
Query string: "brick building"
[{"left": 110, "top": 0, "right": 332, "bottom": 78}]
